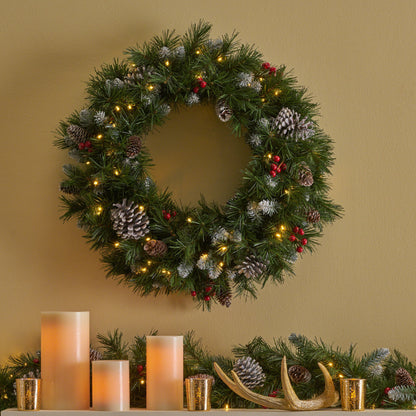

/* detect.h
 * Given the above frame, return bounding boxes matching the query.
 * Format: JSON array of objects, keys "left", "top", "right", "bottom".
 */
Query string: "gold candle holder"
[
  {"left": 340, "top": 378, "right": 366, "bottom": 411},
  {"left": 16, "top": 378, "right": 41, "bottom": 411},
  {"left": 185, "top": 377, "right": 213, "bottom": 411}
]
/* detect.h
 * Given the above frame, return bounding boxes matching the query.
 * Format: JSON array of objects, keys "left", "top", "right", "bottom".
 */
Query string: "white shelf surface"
[{"left": 2, "top": 409, "right": 416, "bottom": 415}]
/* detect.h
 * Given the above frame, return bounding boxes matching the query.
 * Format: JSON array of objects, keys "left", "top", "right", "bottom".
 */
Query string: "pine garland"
[
  {"left": 55, "top": 21, "right": 342, "bottom": 309},
  {"left": 3, "top": 332, "right": 416, "bottom": 410}
]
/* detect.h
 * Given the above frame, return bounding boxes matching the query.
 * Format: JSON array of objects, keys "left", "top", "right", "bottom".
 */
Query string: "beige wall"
[{"left": 1, "top": 0, "right": 415, "bottom": 362}]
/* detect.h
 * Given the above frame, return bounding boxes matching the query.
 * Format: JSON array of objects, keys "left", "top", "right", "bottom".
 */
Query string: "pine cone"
[
  {"left": 67, "top": 124, "right": 88, "bottom": 144},
  {"left": 60, "top": 183, "right": 78, "bottom": 195},
  {"left": 124, "top": 65, "right": 154, "bottom": 85},
  {"left": 144, "top": 239, "right": 168, "bottom": 257},
  {"left": 297, "top": 163, "right": 314, "bottom": 186},
  {"left": 215, "top": 100, "right": 233, "bottom": 122},
  {"left": 395, "top": 368, "right": 415, "bottom": 386},
  {"left": 236, "top": 255, "right": 267, "bottom": 279},
  {"left": 288, "top": 365, "right": 312, "bottom": 384},
  {"left": 111, "top": 199, "right": 149, "bottom": 240},
  {"left": 126, "top": 135, "right": 142, "bottom": 158},
  {"left": 187, "top": 374, "right": 215, "bottom": 385},
  {"left": 215, "top": 281, "right": 232, "bottom": 307},
  {"left": 89, "top": 348, "right": 103, "bottom": 361},
  {"left": 233, "top": 357, "right": 266, "bottom": 389},
  {"left": 273, "top": 107, "right": 296, "bottom": 137},
  {"left": 306, "top": 209, "right": 321, "bottom": 224},
  {"left": 273, "top": 107, "right": 314, "bottom": 140}
]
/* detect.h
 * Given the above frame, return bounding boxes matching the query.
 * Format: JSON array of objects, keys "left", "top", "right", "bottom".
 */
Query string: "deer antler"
[{"left": 214, "top": 356, "right": 339, "bottom": 411}]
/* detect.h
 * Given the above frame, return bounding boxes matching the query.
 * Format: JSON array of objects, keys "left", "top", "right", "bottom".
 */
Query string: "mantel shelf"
[{"left": 2, "top": 409, "right": 416, "bottom": 416}]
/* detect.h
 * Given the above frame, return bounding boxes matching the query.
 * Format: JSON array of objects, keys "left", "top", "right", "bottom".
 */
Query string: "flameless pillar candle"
[
  {"left": 146, "top": 336, "right": 183, "bottom": 410},
  {"left": 41, "top": 311, "right": 90, "bottom": 410},
  {"left": 92, "top": 360, "right": 130, "bottom": 411}
]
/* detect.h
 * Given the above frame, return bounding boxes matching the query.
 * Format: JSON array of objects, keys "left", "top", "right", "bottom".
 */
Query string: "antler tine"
[
  {"left": 281, "top": 356, "right": 339, "bottom": 410},
  {"left": 213, "top": 362, "right": 288, "bottom": 409}
]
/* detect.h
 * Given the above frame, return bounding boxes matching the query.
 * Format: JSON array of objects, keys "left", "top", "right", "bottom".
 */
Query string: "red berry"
[
  {"left": 204, "top": 295, "right": 211, "bottom": 301},
  {"left": 205, "top": 286, "right": 212, "bottom": 293},
  {"left": 172, "top": 211, "right": 177, "bottom": 217},
  {"left": 197, "top": 77, "right": 203, "bottom": 82},
  {"left": 384, "top": 387, "right": 391, "bottom": 395},
  {"left": 33, "top": 358, "right": 40, "bottom": 364},
  {"left": 296, "top": 246, "right": 304, "bottom": 253},
  {"left": 269, "top": 67, "right": 277, "bottom": 74},
  {"left": 191, "top": 291, "right": 197, "bottom": 297},
  {"left": 273, "top": 155, "right": 280, "bottom": 162},
  {"left": 276, "top": 167, "right": 281, "bottom": 173},
  {"left": 162, "top": 210, "right": 166, "bottom": 214},
  {"left": 137, "top": 364, "right": 144, "bottom": 373},
  {"left": 289, "top": 235, "right": 296, "bottom": 242},
  {"left": 85, "top": 140, "right": 92, "bottom": 148},
  {"left": 262, "top": 62, "right": 271, "bottom": 69},
  {"left": 281, "top": 163, "right": 287, "bottom": 171},
  {"left": 199, "top": 80, "right": 207, "bottom": 88},
  {"left": 298, "top": 228, "right": 305, "bottom": 236},
  {"left": 293, "top": 226, "right": 299, "bottom": 233},
  {"left": 381, "top": 401, "right": 386, "bottom": 406},
  {"left": 270, "top": 170, "right": 277, "bottom": 177},
  {"left": 301, "top": 238, "right": 308, "bottom": 245},
  {"left": 193, "top": 86, "right": 199, "bottom": 93},
  {"left": 270, "top": 163, "right": 278, "bottom": 171},
  {"left": 88, "top": 148, "right": 93, "bottom": 153},
  {"left": 269, "top": 392, "right": 277, "bottom": 398},
  {"left": 165, "top": 213, "right": 171, "bottom": 220},
  {"left": 78, "top": 142, "right": 85, "bottom": 150}
]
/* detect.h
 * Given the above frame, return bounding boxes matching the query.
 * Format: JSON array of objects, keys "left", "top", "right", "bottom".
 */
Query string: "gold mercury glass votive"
[
  {"left": 340, "top": 378, "right": 366, "bottom": 411},
  {"left": 185, "top": 377, "right": 213, "bottom": 411},
  {"left": 16, "top": 378, "right": 41, "bottom": 411}
]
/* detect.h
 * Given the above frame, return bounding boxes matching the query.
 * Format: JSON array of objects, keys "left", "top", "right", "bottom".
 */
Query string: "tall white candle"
[
  {"left": 41, "top": 311, "right": 90, "bottom": 410},
  {"left": 146, "top": 335, "right": 183, "bottom": 410},
  {"left": 92, "top": 360, "right": 130, "bottom": 411}
]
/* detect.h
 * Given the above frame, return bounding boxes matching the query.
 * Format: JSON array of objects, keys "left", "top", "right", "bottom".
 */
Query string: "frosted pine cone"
[
  {"left": 273, "top": 107, "right": 314, "bottom": 140},
  {"left": 215, "top": 100, "right": 232, "bottom": 122},
  {"left": 306, "top": 209, "right": 321, "bottom": 224},
  {"left": 124, "top": 65, "right": 154, "bottom": 85},
  {"left": 298, "top": 163, "right": 314, "bottom": 186},
  {"left": 235, "top": 255, "right": 267, "bottom": 279},
  {"left": 395, "top": 368, "right": 415, "bottom": 386},
  {"left": 126, "top": 135, "right": 142, "bottom": 158},
  {"left": 67, "top": 124, "right": 88, "bottom": 144},
  {"left": 111, "top": 199, "right": 149, "bottom": 240},
  {"left": 144, "top": 239, "right": 168, "bottom": 257},
  {"left": 288, "top": 365, "right": 312, "bottom": 384},
  {"left": 237, "top": 72, "right": 254, "bottom": 88},
  {"left": 60, "top": 183, "right": 78, "bottom": 195},
  {"left": 159, "top": 46, "right": 171, "bottom": 59},
  {"left": 233, "top": 357, "right": 266, "bottom": 389}
]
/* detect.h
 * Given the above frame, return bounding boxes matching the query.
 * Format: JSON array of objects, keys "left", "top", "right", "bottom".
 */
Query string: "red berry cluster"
[
  {"left": 190, "top": 286, "right": 215, "bottom": 301},
  {"left": 33, "top": 358, "right": 40, "bottom": 364},
  {"left": 289, "top": 226, "right": 307, "bottom": 253},
  {"left": 262, "top": 62, "right": 277, "bottom": 75},
  {"left": 269, "top": 390, "right": 279, "bottom": 397},
  {"left": 78, "top": 140, "right": 92, "bottom": 152},
  {"left": 162, "top": 209, "right": 177, "bottom": 220},
  {"left": 269, "top": 155, "right": 287, "bottom": 177},
  {"left": 384, "top": 387, "right": 391, "bottom": 395},
  {"left": 193, "top": 77, "right": 207, "bottom": 93},
  {"left": 137, "top": 364, "right": 144, "bottom": 374}
]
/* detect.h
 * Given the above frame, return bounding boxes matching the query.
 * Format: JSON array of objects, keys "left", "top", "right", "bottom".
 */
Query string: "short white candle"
[
  {"left": 146, "top": 335, "right": 183, "bottom": 410},
  {"left": 41, "top": 311, "right": 90, "bottom": 410},
  {"left": 92, "top": 360, "right": 130, "bottom": 411}
]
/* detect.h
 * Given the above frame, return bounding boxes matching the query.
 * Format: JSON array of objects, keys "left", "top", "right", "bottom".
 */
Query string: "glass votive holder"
[
  {"left": 16, "top": 378, "right": 41, "bottom": 411},
  {"left": 340, "top": 378, "right": 366, "bottom": 411},
  {"left": 185, "top": 377, "right": 213, "bottom": 411}
]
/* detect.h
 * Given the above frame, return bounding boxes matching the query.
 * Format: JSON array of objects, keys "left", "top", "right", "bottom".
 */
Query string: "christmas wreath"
[{"left": 55, "top": 21, "right": 342, "bottom": 309}]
